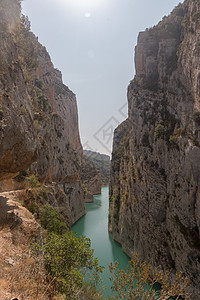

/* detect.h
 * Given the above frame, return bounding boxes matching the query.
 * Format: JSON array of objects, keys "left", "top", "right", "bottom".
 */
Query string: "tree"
[
  {"left": 109, "top": 253, "right": 190, "bottom": 299},
  {"left": 44, "top": 232, "right": 103, "bottom": 299},
  {"left": 26, "top": 188, "right": 103, "bottom": 299}
]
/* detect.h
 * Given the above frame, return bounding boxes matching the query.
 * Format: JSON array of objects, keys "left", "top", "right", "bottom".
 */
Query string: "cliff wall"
[
  {"left": 109, "top": 0, "right": 200, "bottom": 297},
  {"left": 0, "top": 0, "right": 37, "bottom": 181},
  {"left": 83, "top": 150, "right": 111, "bottom": 186},
  {"left": 0, "top": 0, "right": 85, "bottom": 225},
  {"left": 81, "top": 160, "right": 101, "bottom": 202}
]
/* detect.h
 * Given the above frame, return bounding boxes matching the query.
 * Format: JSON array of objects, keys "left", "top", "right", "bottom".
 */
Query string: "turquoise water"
[{"left": 72, "top": 186, "right": 130, "bottom": 298}]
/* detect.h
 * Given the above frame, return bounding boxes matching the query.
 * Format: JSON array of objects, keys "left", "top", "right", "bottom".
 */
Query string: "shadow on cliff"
[{"left": 0, "top": 196, "right": 19, "bottom": 229}]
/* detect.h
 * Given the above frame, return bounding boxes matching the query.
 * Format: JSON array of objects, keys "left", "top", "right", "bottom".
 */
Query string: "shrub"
[
  {"left": 39, "top": 205, "right": 68, "bottom": 235},
  {"left": 44, "top": 232, "right": 103, "bottom": 298},
  {"left": 23, "top": 187, "right": 103, "bottom": 298},
  {"left": 27, "top": 201, "right": 40, "bottom": 215},
  {"left": 109, "top": 252, "right": 190, "bottom": 299},
  {"left": 26, "top": 174, "right": 41, "bottom": 188},
  {"left": 169, "top": 135, "right": 179, "bottom": 149},
  {"left": 82, "top": 183, "right": 90, "bottom": 195},
  {"left": 154, "top": 124, "right": 166, "bottom": 139}
]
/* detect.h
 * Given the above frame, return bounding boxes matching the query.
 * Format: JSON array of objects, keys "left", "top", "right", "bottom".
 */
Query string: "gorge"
[{"left": 0, "top": 0, "right": 200, "bottom": 298}]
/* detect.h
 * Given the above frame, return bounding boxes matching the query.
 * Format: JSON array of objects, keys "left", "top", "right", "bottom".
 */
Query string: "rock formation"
[
  {"left": 83, "top": 150, "right": 111, "bottom": 186},
  {"left": 0, "top": 0, "right": 85, "bottom": 225},
  {"left": 81, "top": 159, "right": 102, "bottom": 202},
  {"left": 109, "top": 0, "right": 200, "bottom": 297},
  {"left": 81, "top": 150, "right": 110, "bottom": 202}
]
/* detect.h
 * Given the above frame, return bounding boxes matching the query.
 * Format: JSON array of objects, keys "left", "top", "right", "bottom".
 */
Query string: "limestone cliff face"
[
  {"left": 81, "top": 160, "right": 101, "bottom": 202},
  {"left": 84, "top": 150, "right": 111, "bottom": 186},
  {"left": 0, "top": 0, "right": 85, "bottom": 224},
  {"left": 0, "top": 0, "right": 37, "bottom": 181},
  {"left": 29, "top": 38, "right": 83, "bottom": 185},
  {"left": 81, "top": 149, "right": 111, "bottom": 203},
  {"left": 109, "top": 0, "right": 200, "bottom": 297}
]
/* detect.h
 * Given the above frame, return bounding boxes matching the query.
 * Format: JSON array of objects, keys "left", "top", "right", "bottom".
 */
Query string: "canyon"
[{"left": 1, "top": 0, "right": 200, "bottom": 298}]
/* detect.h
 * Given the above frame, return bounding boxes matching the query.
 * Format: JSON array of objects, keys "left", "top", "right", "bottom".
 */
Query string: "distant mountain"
[{"left": 83, "top": 150, "right": 110, "bottom": 186}]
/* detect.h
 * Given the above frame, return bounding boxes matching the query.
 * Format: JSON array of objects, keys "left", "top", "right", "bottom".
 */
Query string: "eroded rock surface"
[
  {"left": 109, "top": 1, "right": 200, "bottom": 297},
  {"left": 0, "top": 0, "right": 85, "bottom": 225},
  {"left": 0, "top": 0, "right": 37, "bottom": 181},
  {"left": 81, "top": 160, "right": 101, "bottom": 202}
]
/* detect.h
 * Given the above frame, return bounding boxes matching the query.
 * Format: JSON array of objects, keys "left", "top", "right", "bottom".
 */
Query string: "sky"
[{"left": 22, "top": 0, "right": 183, "bottom": 155}]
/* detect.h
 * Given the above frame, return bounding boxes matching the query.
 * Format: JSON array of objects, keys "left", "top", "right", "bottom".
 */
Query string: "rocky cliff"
[
  {"left": 109, "top": 0, "right": 200, "bottom": 297},
  {"left": 81, "top": 150, "right": 111, "bottom": 202},
  {"left": 0, "top": 0, "right": 85, "bottom": 225},
  {"left": 81, "top": 159, "right": 101, "bottom": 202},
  {"left": 83, "top": 150, "right": 111, "bottom": 186}
]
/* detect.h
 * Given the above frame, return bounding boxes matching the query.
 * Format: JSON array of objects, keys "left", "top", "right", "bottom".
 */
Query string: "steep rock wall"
[
  {"left": 0, "top": 0, "right": 85, "bottom": 224},
  {"left": 109, "top": 0, "right": 200, "bottom": 297},
  {"left": 29, "top": 38, "right": 83, "bottom": 184},
  {"left": 83, "top": 150, "right": 111, "bottom": 186},
  {"left": 81, "top": 160, "right": 101, "bottom": 202},
  {"left": 0, "top": 0, "right": 37, "bottom": 181}
]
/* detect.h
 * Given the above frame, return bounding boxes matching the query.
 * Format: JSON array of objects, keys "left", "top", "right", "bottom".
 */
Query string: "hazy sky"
[{"left": 22, "top": 0, "right": 182, "bottom": 155}]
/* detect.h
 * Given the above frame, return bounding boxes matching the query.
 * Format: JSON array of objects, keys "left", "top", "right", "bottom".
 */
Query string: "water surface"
[{"left": 72, "top": 186, "right": 130, "bottom": 298}]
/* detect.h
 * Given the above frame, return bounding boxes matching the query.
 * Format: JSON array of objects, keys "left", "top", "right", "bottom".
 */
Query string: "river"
[{"left": 72, "top": 186, "right": 130, "bottom": 298}]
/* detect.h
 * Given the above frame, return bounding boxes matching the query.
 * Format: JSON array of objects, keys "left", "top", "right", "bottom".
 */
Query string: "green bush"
[
  {"left": 44, "top": 232, "right": 103, "bottom": 298},
  {"left": 26, "top": 174, "right": 41, "bottom": 188},
  {"left": 27, "top": 201, "right": 40, "bottom": 215},
  {"left": 154, "top": 124, "right": 166, "bottom": 139},
  {"left": 169, "top": 135, "right": 178, "bottom": 147},
  {"left": 24, "top": 186, "right": 103, "bottom": 298},
  {"left": 39, "top": 205, "right": 68, "bottom": 235}
]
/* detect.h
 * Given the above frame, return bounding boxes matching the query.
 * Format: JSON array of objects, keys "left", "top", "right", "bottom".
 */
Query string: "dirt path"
[{"left": 0, "top": 190, "right": 49, "bottom": 299}]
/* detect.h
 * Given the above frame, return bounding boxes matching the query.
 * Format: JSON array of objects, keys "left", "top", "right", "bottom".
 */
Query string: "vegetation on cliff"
[
  {"left": 22, "top": 186, "right": 103, "bottom": 299},
  {"left": 109, "top": 253, "right": 190, "bottom": 299}
]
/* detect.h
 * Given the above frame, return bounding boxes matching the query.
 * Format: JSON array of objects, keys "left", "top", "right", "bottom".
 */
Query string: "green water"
[{"left": 72, "top": 186, "right": 130, "bottom": 298}]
